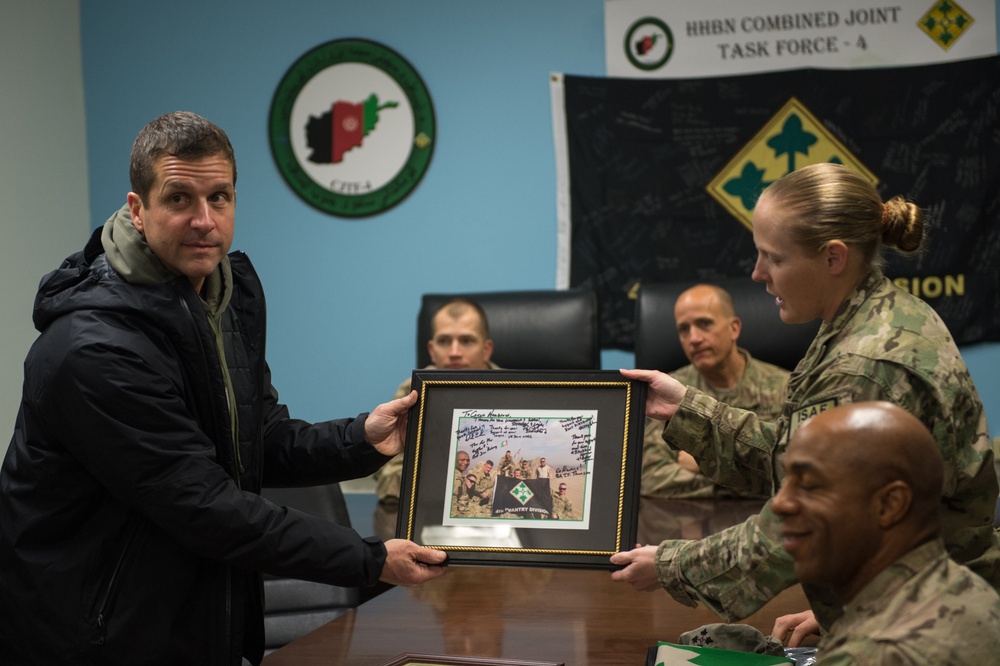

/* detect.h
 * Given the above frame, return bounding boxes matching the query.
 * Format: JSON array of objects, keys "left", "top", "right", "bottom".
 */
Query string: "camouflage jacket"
[
  {"left": 655, "top": 272, "right": 1000, "bottom": 621},
  {"left": 817, "top": 539, "right": 1000, "bottom": 665},
  {"left": 642, "top": 349, "right": 788, "bottom": 499},
  {"left": 497, "top": 455, "right": 516, "bottom": 477},
  {"left": 551, "top": 491, "right": 574, "bottom": 520}
]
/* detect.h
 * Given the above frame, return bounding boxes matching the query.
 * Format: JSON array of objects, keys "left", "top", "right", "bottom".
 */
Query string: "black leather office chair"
[
  {"left": 416, "top": 288, "right": 601, "bottom": 369},
  {"left": 633, "top": 277, "right": 820, "bottom": 373},
  {"left": 260, "top": 484, "right": 360, "bottom": 653}
]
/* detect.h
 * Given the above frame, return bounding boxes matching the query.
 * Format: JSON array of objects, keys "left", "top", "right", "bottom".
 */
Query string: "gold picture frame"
[{"left": 396, "top": 369, "right": 646, "bottom": 569}]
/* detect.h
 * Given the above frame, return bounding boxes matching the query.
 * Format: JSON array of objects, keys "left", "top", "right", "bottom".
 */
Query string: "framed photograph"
[
  {"left": 396, "top": 369, "right": 646, "bottom": 568},
  {"left": 378, "top": 654, "right": 563, "bottom": 666}
]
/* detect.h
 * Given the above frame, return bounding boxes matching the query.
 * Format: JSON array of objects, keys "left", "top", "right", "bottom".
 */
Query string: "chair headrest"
[
  {"left": 416, "top": 288, "right": 601, "bottom": 370},
  {"left": 634, "top": 278, "right": 819, "bottom": 372}
]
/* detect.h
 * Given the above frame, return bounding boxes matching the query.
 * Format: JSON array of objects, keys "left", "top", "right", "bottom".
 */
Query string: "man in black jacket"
[{"left": 0, "top": 111, "right": 447, "bottom": 665}]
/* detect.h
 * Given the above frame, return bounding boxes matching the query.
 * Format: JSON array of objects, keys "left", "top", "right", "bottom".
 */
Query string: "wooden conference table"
[{"left": 264, "top": 497, "right": 810, "bottom": 666}]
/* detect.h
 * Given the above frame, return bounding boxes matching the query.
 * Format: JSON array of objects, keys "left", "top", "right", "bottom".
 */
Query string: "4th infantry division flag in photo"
[
  {"left": 491, "top": 477, "right": 553, "bottom": 518},
  {"left": 556, "top": 55, "right": 1000, "bottom": 349}
]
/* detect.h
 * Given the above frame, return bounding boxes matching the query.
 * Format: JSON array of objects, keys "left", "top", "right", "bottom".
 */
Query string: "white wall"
[{"left": 0, "top": 1, "right": 90, "bottom": 460}]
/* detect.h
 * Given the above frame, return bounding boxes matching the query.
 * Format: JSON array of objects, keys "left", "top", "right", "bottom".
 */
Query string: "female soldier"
[{"left": 610, "top": 162, "right": 1000, "bottom": 641}]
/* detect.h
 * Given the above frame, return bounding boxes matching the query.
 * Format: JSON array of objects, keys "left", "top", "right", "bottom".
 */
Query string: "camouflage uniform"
[
  {"left": 452, "top": 465, "right": 491, "bottom": 517},
  {"left": 551, "top": 491, "right": 574, "bottom": 520},
  {"left": 497, "top": 453, "right": 516, "bottom": 477},
  {"left": 461, "top": 462, "right": 496, "bottom": 517},
  {"left": 654, "top": 272, "right": 1000, "bottom": 623},
  {"left": 374, "top": 361, "right": 501, "bottom": 503},
  {"left": 464, "top": 489, "right": 492, "bottom": 518},
  {"left": 473, "top": 467, "right": 495, "bottom": 499},
  {"left": 642, "top": 349, "right": 788, "bottom": 499},
  {"left": 816, "top": 539, "right": 1000, "bottom": 664},
  {"left": 451, "top": 468, "right": 469, "bottom": 517},
  {"left": 453, "top": 483, "right": 472, "bottom": 517}
]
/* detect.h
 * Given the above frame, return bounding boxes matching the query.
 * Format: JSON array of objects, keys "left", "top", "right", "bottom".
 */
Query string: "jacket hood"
[
  {"left": 102, "top": 204, "right": 175, "bottom": 286},
  {"left": 32, "top": 206, "right": 233, "bottom": 331}
]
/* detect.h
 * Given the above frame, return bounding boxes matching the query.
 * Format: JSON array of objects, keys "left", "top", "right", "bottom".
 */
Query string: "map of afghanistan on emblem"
[{"left": 269, "top": 38, "right": 435, "bottom": 218}]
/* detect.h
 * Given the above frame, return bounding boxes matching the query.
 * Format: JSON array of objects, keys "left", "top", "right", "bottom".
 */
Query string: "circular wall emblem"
[
  {"left": 624, "top": 17, "right": 674, "bottom": 71},
  {"left": 269, "top": 39, "right": 435, "bottom": 218}
]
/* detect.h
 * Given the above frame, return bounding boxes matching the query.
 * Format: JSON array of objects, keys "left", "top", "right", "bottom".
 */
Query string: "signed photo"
[{"left": 443, "top": 409, "right": 596, "bottom": 530}]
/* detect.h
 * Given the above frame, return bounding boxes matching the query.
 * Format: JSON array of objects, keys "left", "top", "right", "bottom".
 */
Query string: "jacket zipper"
[
  {"left": 178, "top": 282, "right": 240, "bottom": 664},
  {"left": 179, "top": 290, "right": 244, "bottom": 483},
  {"left": 96, "top": 518, "right": 146, "bottom": 644}
]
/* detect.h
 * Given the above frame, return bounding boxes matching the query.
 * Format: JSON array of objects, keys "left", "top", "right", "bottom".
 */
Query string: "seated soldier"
[
  {"left": 375, "top": 298, "right": 498, "bottom": 503},
  {"left": 498, "top": 450, "right": 516, "bottom": 477},
  {"left": 642, "top": 284, "right": 789, "bottom": 499},
  {"left": 771, "top": 401, "right": 1000, "bottom": 662}
]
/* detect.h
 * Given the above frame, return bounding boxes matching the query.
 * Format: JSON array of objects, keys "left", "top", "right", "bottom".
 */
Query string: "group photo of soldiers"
[{"left": 448, "top": 446, "right": 585, "bottom": 524}]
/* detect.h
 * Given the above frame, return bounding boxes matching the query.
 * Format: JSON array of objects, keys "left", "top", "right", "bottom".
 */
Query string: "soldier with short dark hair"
[
  {"left": 375, "top": 298, "right": 498, "bottom": 503},
  {"left": 551, "top": 482, "right": 574, "bottom": 520},
  {"left": 498, "top": 450, "right": 515, "bottom": 477}
]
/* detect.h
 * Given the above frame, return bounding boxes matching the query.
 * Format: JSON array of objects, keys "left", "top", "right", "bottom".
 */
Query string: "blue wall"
[{"left": 79, "top": 1, "right": 1000, "bottom": 432}]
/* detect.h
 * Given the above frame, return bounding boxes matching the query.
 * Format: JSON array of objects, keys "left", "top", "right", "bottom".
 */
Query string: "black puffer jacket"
[{"left": 0, "top": 226, "right": 390, "bottom": 665}]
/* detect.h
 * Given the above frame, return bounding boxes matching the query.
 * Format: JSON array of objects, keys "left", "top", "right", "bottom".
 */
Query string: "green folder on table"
[{"left": 646, "top": 642, "right": 795, "bottom": 665}]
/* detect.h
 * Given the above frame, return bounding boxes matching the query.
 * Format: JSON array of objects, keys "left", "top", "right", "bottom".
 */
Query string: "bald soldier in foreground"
[{"left": 770, "top": 402, "right": 1000, "bottom": 663}]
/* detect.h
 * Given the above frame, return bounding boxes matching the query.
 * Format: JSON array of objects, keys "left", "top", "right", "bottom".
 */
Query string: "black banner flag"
[
  {"left": 491, "top": 477, "right": 553, "bottom": 518},
  {"left": 557, "top": 55, "right": 1000, "bottom": 349}
]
